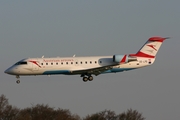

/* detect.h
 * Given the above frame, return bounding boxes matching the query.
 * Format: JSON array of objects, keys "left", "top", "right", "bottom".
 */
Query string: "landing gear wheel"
[
  {"left": 16, "top": 75, "right": 20, "bottom": 84},
  {"left": 16, "top": 80, "right": 20, "bottom": 84},
  {"left": 88, "top": 76, "right": 93, "bottom": 81},
  {"left": 83, "top": 77, "right": 88, "bottom": 82}
]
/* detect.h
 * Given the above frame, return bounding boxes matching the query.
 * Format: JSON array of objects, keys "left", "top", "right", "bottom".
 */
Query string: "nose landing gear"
[{"left": 16, "top": 75, "right": 20, "bottom": 84}]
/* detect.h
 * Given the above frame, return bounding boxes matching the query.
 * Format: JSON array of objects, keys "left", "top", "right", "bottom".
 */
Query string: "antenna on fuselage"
[
  {"left": 73, "top": 54, "right": 76, "bottom": 57},
  {"left": 42, "top": 55, "right": 44, "bottom": 58}
]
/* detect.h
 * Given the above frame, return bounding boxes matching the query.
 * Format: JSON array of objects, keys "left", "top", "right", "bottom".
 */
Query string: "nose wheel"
[
  {"left": 16, "top": 80, "right": 20, "bottom": 84},
  {"left": 16, "top": 75, "right": 20, "bottom": 84}
]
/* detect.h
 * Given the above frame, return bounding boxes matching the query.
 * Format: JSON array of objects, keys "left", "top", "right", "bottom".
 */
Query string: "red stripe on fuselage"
[{"left": 29, "top": 61, "right": 41, "bottom": 68}]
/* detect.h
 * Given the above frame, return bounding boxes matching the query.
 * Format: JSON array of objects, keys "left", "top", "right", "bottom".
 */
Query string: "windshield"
[{"left": 15, "top": 61, "right": 27, "bottom": 65}]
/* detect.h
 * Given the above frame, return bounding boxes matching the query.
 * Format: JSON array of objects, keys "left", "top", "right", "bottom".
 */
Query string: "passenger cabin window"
[
  {"left": 90, "top": 61, "right": 92, "bottom": 64},
  {"left": 81, "top": 62, "right": 83, "bottom": 64},
  {"left": 95, "top": 61, "right": 97, "bottom": 64},
  {"left": 61, "top": 62, "right": 63, "bottom": 65},
  {"left": 66, "top": 62, "right": 68, "bottom": 65},
  {"left": 71, "top": 62, "right": 73, "bottom": 64},
  {"left": 46, "top": 63, "right": 48, "bottom": 65},
  {"left": 15, "top": 62, "right": 27, "bottom": 65},
  {"left": 85, "top": 61, "right": 87, "bottom": 64},
  {"left": 41, "top": 63, "right": 43, "bottom": 65},
  {"left": 51, "top": 63, "right": 53, "bottom": 65},
  {"left": 76, "top": 62, "right": 78, "bottom": 64},
  {"left": 56, "top": 63, "right": 58, "bottom": 65}
]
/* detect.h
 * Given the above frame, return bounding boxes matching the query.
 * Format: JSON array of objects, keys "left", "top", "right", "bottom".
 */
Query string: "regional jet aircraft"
[{"left": 4, "top": 37, "right": 167, "bottom": 84}]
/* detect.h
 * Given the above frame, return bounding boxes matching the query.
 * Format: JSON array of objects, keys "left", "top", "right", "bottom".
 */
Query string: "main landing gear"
[
  {"left": 82, "top": 75, "right": 93, "bottom": 82},
  {"left": 16, "top": 75, "right": 20, "bottom": 84}
]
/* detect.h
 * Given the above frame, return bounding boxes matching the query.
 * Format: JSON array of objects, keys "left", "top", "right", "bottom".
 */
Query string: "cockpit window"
[{"left": 15, "top": 62, "right": 27, "bottom": 65}]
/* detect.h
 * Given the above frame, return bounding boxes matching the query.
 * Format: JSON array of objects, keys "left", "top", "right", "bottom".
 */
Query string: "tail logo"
[{"left": 147, "top": 45, "right": 157, "bottom": 51}]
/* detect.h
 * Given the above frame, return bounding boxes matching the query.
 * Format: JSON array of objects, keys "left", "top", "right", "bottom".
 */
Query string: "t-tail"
[{"left": 130, "top": 37, "right": 168, "bottom": 58}]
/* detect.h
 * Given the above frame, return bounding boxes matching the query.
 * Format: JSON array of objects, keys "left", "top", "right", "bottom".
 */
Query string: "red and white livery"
[{"left": 4, "top": 37, "right": 168, "bottom": 84}]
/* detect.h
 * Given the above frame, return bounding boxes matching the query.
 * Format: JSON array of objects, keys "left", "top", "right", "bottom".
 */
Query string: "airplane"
[{"left": 4, "top": 36, "right": 168, "bottom": 84}]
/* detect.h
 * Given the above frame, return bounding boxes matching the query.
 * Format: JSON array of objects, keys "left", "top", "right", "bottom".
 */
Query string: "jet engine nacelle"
[{"left": 113, "top": 55, "right": 137, "bottom": 64}]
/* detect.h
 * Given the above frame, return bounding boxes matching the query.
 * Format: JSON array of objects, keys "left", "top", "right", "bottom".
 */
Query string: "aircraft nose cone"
[
  {"left": 4, "top": 68, "right": 12, "bottom": 74},
  {"left": 4, "top": 69, "right": 8, "bottom": 73},
  {"left": 4, "top": 67, "right": 16, "bottom": 75}
]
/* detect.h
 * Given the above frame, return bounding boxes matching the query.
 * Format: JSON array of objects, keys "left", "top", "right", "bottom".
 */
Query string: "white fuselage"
[{"left": 5, "top": 55, "right": 155, "bottom": 76}]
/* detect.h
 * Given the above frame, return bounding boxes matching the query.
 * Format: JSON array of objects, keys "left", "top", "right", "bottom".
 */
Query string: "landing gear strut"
[{"left": 16, "top": 75, "right": 20, "bottom": 84}]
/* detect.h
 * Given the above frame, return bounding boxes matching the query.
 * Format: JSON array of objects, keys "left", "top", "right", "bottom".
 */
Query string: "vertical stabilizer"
[{"left": 130, "top": 37, "right": 168, "bottom": 58}]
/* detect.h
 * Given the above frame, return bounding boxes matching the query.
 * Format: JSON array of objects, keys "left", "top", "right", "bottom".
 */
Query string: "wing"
[{"left": 71, "top": 65, "right": 115, "bottom": 76}]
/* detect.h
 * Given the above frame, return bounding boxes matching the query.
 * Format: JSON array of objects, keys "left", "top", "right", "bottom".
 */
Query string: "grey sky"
[{"left": 0, "top": 0, "right": 180, "bottom": 119}]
